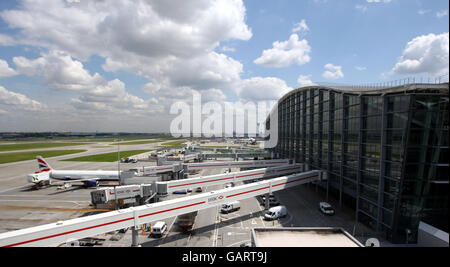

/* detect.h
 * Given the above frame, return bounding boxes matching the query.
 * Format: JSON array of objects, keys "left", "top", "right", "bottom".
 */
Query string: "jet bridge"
[
  {"left": 0, "top": 170, "right": 324, "bottom": 247},
  {"left": 156, "top": 164, "right": 304, "bottom": 195},
  {"left": 185, "top": 159, "right": 291, "bottom": 171},
  {"left": 135, "top": 159, "right": 292, "bottom": 176}
]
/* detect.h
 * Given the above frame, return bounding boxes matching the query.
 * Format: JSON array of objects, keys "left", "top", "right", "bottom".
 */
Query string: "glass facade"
[{"left": 270, "top": 85, "right": 449, "bottom": 244}]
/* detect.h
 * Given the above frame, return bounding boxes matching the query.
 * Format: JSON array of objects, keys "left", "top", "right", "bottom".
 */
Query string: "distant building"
[{"left": 265, "top": 82, "right": 449, "bottom": 244}]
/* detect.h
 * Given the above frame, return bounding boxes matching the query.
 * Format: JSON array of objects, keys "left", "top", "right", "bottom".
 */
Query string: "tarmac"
[{"left": 0, "top": 139, "right": 391, "bottom": 247}]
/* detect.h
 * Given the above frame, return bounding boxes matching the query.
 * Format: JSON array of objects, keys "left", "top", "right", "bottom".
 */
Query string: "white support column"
[
  {"left": 131, "top": 208, "right": 140, "bottom": 247},
  {"left": 131, "top": 227, "right": 139, "bottom": 247}
]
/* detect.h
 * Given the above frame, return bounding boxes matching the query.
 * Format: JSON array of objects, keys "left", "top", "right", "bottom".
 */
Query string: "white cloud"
[
  {"left": 0, "top": 33, "right": 15, "bottom": 46},
  {"left": 254, "top": 34, "right": 311, "bottom": 68},
  {"left": 221, "top": 46, "right": 236, "bottom": 52},
  {"left": 200, "top": 88, "right": 227, "bottom": 102},
  {"left": 0, "top": 85, "right": 46, "bottom": 111},
  {"left": 236, "top": 77, "right": 292, "bottom": 101},
  {"left": 355, "top": 5, "right": 368, "bottom": 13},
  {"left": 292, "top": 19, "right": 309, "bottom": 35},
  {"left": 0, "top": 60, "right": 18, "bottom": 78},
  {"left": 355, "top": 66, "right": 367, "bottom": 71},
  {"left": 1, "top": 0, "right": 252, "bottom": 105},
  {"left": 392, "top": 32, "right": 449, "bottom": 76},
  {"left": 142, "top": 82, "right": 161, "bottom": 94},
  {"left": 437, "top": 10, "right": 448, "bottom": 18},
  {"left": 72, "top": 79, "right": 160, "bottom": 115},
  {"left": 12, "top": 50, "right": 163, "bottom": 116},
  {"left": 1, "top": 0, "right": 252, "bottom": 60},
  {"left": 366, "top": 0, "right": 392, "bottom": 3},
  {"left": 357, "top": 0, "right": 391, "bottom": 12},
  {"left": 322, "top": 64, "right": 344, "bottom": 79},
  {"left": 297, "top": 75, "right": 316, "bottom": 87},
  {"left": 0, "top": 0, "right": 305, "bottom": 130},
  {"left": 13, "top": 50, "right": 105, "bottom": 91},
  {"left": 418, "top": 9, "right": 431, "bottom": 15}
]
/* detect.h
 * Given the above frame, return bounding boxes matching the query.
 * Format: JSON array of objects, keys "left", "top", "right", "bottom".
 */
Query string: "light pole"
[
  {"left": 114, "top": 137, "right": 120, "bottom": 210},
  {"left": 118, "top": 137, "right": 120, "bottom": 184}
]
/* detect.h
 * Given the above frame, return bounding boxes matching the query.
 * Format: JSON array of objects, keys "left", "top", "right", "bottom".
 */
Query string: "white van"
[
  {"left": 264, "top": 206, "right": 287, "bottom": 220},
  {"left": 221, "top": 201, "right": 241, "bottom": 213},
  {"left": 151, "top": 221, "right": 167, "bottom": 237},
  {"left": 225, "top": 182, "right": 234, "bottom": 189}
]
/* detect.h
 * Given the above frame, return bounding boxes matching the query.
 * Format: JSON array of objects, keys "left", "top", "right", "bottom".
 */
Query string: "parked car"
[
  {"left": 259, "top": 195, "right": 280, "bottom": 207},
  {"left": 240, "top": 242, "right": 252, "bottom": 247},
  {"left": 195, "top": 187, "right": 203, "bottom": 192},
  {"left": 260, "top": 195, "right": 277, "bottom": 201},
  {"left": 318, "top": 202, "right": 335, "bottom": 215}
]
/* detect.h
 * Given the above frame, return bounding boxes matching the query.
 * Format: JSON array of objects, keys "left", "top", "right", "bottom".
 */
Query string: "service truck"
[
  {"left": 90, "top": 184, "right": 153, "bottom": 208},
  {"left": 221, "top": 201, "right": 240, "bottom": 214},
  {"left": 177, "top": 211, "right": 198, "bottom": 232}
]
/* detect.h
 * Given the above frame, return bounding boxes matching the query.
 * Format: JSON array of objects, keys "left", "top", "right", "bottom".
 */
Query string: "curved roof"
[
  {"left": 264, "top": 82, "right": 449, "bottom": 123},
  {"left": 278, "top": 82, "right": 449, "bottom": 103}
]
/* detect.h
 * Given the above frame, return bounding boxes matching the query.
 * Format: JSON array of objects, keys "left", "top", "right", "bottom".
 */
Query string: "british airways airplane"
[{"left": 27, "top": 156, "right": 121, "bottom": 189}]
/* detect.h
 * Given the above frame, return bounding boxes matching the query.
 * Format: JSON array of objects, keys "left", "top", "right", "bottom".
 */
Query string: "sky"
[{"left": 0, "top": 0, "right": 448, "bottom": 133}]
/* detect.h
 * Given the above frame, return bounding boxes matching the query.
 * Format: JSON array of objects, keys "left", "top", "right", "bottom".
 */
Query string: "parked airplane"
[{"left": 27, "top": 156, "right": 121, "bottom": 189}]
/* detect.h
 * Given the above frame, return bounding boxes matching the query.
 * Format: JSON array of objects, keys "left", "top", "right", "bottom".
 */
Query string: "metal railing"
[{"left": 313, "top": 73, "right": 449, "bottom": 91}]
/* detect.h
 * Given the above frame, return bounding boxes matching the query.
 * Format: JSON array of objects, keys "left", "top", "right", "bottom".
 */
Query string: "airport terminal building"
[{"left": 266, "top": 82, "right": 449, "bottom": 243}]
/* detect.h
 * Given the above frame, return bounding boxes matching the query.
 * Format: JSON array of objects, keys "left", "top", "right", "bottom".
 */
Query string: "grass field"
[
  {"left": 0, "top": 150, "right": 87, "bottom": 164},
  {"left": 0, "top": 142, "right": 91, "bottom": 152},
  {"left": 0, "top": 137, "right": 163, "bottom": 144},
  {"left": 199, "top": 146, "right": 237, "bottom": 149},
  {"left": 62, "top": 150, "right": 152, "bottom": 162}
]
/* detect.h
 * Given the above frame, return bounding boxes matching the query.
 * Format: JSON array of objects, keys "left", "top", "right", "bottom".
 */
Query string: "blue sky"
[
  {"left": 0, "top": 0, "right": 448, "bottom": 132},
  {"left": 239, "top": 0, "right": 449, "bottom": 85}
]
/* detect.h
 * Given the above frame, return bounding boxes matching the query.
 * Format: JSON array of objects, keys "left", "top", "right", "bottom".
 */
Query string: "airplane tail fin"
[{"left": 37, "top": 156, "right": 53, "bottom": 171}]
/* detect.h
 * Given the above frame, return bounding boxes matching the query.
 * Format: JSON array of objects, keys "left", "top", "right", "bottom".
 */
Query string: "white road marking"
[{"left": 212, "top": 206, "right": 220, "bottom": 247}]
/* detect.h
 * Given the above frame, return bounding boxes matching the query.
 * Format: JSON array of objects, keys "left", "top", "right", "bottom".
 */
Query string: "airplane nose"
[{"left": 26, "top": 174, "right": 35, "bottom": 183}]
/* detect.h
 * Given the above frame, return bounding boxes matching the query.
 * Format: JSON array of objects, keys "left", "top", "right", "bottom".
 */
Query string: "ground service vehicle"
[
  {"left": 225, "top": 183, "right": 234, "bottom": 189},
  {"left": 240, "top": 242, "right": 252, "bottom": 247},
  {"left": 173, "top": 188, "right": 192, "bottom": 194},
  {"left": 90, "top": 184, "right": 153, "bottom": 208},
  {"left": 221, "top": 201, "right": 241, "bottom": 213},
  {"left": 259, "top": 197, "right": 280, "bottom": 207},
  {"left": 151, "top": 221, "right": 167, "bottom": 237},
  {"left": 264, "top": 206, "right": 287, "bottom": 220},
  {"left": 177, "top": 211, "right": 198, "bottom": 231},
  {"left": 318, "top": 202, "right": 335, "bottom": 215}
]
